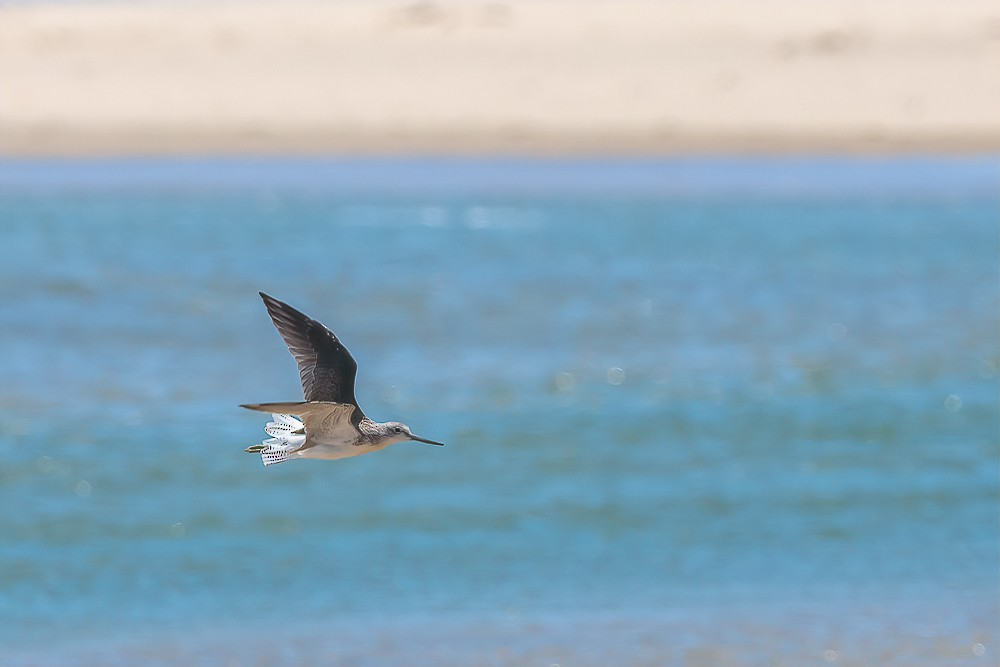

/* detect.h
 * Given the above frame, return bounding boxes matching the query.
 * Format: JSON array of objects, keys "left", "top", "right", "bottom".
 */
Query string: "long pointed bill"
[{"left": 409, "top": 434, "right": 445, "bottom": 446}]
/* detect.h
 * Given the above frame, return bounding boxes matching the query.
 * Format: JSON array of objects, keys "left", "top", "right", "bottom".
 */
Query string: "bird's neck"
[{"left": 358, "top": 418, "right": 389, "bottom": 441}]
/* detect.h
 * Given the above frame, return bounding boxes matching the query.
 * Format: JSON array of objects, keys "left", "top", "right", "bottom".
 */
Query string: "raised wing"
[{"left": 258, "top": 293, "right": 360, "bottom": 407}]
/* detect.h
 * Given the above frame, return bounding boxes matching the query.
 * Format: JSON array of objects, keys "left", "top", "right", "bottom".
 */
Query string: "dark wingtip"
[{"left": 258, "top": 292, "right": 289, "bottom": 319}]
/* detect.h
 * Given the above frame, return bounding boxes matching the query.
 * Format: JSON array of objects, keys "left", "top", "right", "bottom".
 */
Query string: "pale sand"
[{"left": 1, "top": 0, "right": 998, "bottom": 156}]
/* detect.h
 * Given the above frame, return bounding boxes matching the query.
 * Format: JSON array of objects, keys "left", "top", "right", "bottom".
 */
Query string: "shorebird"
[{"left": 242, "top": 292, "right": 443, "bottom": 466}]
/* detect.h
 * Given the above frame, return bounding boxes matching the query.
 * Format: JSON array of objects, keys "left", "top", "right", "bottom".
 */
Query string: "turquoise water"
[{"left": 0, "top": 158, "right": 997, "bottom": 665}]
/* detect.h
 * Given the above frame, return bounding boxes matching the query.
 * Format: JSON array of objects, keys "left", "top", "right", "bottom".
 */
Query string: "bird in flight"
[{"left": 242, "top": 292, "right": 443, "bottom": 465}]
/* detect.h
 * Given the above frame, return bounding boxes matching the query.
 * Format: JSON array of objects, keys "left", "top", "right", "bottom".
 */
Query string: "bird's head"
[{"left": 382, "top": 421, "right": 445, "bottom": 447}]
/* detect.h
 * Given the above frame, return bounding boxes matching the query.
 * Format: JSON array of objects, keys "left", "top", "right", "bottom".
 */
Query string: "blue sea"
[{"left": 0, "top": 157, "right": 997, "bottom": 666}]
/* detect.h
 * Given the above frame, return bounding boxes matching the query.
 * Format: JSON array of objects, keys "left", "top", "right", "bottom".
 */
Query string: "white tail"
[
  {"left": 247, "top": 414, "right": 307, "bottom": 466},
  {"left": 265, "top": 413, "right": 305, "bottom": 437},
  {"left": 261, "top": 443, "right": 299, "bottom": 466}
]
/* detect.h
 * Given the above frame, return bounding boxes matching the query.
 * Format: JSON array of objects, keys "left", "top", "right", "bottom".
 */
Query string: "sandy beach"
[{"left": 1, "top": 0, "right": 998, "bottom": 156}]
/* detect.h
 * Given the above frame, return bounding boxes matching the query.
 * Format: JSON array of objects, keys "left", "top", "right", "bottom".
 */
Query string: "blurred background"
[{"left": 0, "top": 1, "right": 998, "bottom": 666}]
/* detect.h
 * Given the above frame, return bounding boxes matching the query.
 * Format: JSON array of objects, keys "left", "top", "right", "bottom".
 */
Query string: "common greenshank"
[{"left": 243, "top": 293, "right": 443, "bottom": 465}]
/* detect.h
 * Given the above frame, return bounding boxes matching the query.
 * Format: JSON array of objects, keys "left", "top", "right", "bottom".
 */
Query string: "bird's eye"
[{"left": 393, "top": 426, "right": 403, "bottom": 433}]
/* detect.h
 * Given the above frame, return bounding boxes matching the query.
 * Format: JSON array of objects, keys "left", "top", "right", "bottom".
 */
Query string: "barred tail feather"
[
  {"left": 262, "top": 446, "right": 299, "bottom": 466},
  {"left": 245, "top": 412, "right": 307, "bottom": 465},
  {"left": 265, "top": 413, "right": 305, "bottom": 437},
  {"left": 247, "top": 437, "right": 305, "bottom": 466}
]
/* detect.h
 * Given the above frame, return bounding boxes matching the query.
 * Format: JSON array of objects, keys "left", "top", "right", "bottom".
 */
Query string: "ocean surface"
[{"left": 0, "top": 157, "right": 997, "bottom": 666}]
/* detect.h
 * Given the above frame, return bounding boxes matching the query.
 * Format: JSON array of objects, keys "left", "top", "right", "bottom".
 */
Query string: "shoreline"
[
  {"left": 3, "top": 126, "right": 1000, "bottom": 158},
  {"left": 1, "top": 0, "right": 998, "bottom": 157}
]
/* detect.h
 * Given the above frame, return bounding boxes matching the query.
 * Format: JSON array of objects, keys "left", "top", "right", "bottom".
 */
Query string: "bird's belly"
[{"left": 298, "top": 441, "right": 377, "bottom": 460}]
